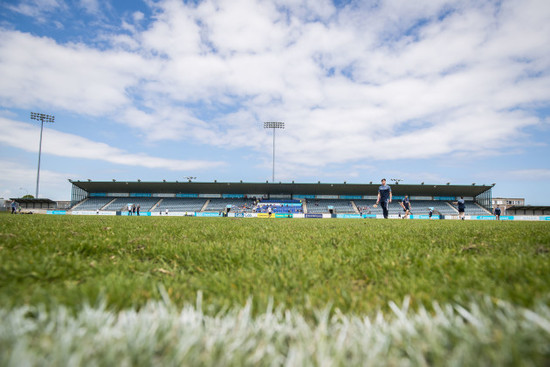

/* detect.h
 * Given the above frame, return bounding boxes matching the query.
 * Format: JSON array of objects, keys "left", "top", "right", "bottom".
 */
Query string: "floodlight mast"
[
  {"left": 30, "top": 112, "right": 55, "bottom": 198},
  {"left": 263, "top": 122, "right": 285, "bottom": 182}
]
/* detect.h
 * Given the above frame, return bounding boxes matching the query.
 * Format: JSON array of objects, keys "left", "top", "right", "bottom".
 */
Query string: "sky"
[{"left": 0, "top": 0, "right": 549, "bottom": 204}]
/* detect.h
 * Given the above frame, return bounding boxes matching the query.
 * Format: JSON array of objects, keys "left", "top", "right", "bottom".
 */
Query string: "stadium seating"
[
  {"left": 103, "top": 197, "right": 160, "bottom": 212},
  {"left": 354, "top": 200, "right": 402, "bottom": 216},
  {"left": 306, "top": 199, "right": 355, "bottom": 214},
  {"left": 72, "top": 196, "right": 492, "bottom": 216},
  {"left": 72, "top": 197, "right": 113, "bottom": 211},
  {"left": 153, "top": 198, "right": 206, "bottom": 212},
  {"left": 256, "top": 199, "right": 303, "bottom": 214},
  {"left": 205, "top": 198, "right": 256, "bottom": 213},
  {"left": 407, "top": 200, "right": 457, "bottom": 215},
  {"left": 451, "top": 201, "right": 491, "bottom": 215}
]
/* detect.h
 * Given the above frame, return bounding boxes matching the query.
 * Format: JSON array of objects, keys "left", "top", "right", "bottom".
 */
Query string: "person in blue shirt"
[
  {"left": 494, "top": 205, "right": 502, "bottom": 220},
  {"left": 400, "top": 195, "right": 412, "bottom": 219},
  {"left": 454, "top": 196, "right": 466, "bottom": 220},
  {"left": 376, "top": 178, "right": 392, "bottom": 219}
]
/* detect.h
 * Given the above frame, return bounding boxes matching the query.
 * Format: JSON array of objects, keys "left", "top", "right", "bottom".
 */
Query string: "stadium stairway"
[
  {"left": 474, "top": 202, "right": 492, "bottom": 214},
  {"left": 71, "top": 197, "right": 116, "bottom": 211},
  {"left": 350, "top": 201, "right": 360, "bottom": 214},
  {"left": 101, "top": 198, "right": 116, "bottom": 210},
  {"left": 201, "top": 200, "right": 210, "bottom": 212},
  {"left": 150, "top": 199, "right": 162, "bottom": 212},
  {"left": 445, "top": 202, "right": 458, "bottom": 213},
  {"left": 71, "top": 198, "right": 88, "bottom": 210}
]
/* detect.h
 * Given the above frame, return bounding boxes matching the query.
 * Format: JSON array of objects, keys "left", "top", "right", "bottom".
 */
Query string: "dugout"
[
  {"left": 10, "top": 198, "right": 57, "bottom": 210},
  {"left": 505, "top": 206, "right": 550, "bottom": 216},
  {"left": 69, "top": 180, "right": 494, "bottom": 210}
]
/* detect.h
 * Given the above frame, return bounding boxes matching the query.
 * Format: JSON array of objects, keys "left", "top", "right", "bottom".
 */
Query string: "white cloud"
[
  {"left": 79, "top": 0, "right": 100, "bottom": 15},
  {"left": 0, "top": 160, "right": 70, "bottom": 200},
  {"left": 507, "top": 169, "right": 550, "bottom": 180},
  {"left": 0, "top": 0, "right": 549, "bottom": 179},
  {"left": 0, "top": 30, "right": 158, "bottom": 115},
  {"left": 0, "top": 117, "right": 224, "bottom": 171},
  {"left": 4, "top": 0, "right": 66, "bottom": 19}
]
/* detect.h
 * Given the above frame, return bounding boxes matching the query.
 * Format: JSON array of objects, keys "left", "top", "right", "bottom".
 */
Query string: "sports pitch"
[{"left": 1, "top": 214, "right": 549, "bottom": 366}]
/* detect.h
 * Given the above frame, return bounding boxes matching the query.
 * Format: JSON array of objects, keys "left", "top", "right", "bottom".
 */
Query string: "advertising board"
[{"left": 336, "top": 214, "right": 361, "bottom": 219}]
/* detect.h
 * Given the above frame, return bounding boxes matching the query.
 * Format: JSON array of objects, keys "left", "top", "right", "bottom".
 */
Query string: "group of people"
[
  {"left": 127, "top": 203, "right": 141, "bottom": 216},
  {"left": 375, "top": 179, "right": 501, "bottom": 220},
  {"left": 376, "top": 178, "right": 412, "bottom": 219}
]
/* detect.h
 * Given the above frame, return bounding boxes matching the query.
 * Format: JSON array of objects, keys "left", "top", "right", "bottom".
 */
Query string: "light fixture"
[
  {"left": 30, "top": 112, "right": 55, "bottom": 198},
  {"left": 263, "top": 121, "right": 285, "bottom": 183}
]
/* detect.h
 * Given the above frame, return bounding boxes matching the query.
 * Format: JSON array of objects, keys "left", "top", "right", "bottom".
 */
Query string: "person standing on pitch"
[
  {"left": 400, "top": 195, "right": 412, "bottom": 219},
  {"left": 375, "top": 178, "right": 392, "bottom": 219},
  {"left": 494, "top": 205, "right": 501, "bottom": 220},
  {"left": 454, "top": 196, "right": 466, "bottom": 220}
]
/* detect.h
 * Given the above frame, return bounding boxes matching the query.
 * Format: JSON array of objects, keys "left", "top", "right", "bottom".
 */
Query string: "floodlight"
[
  {"left": 30, "top": 112, "right": 55, "bottom": 198},
  {"left": 263, "top": 122, "right": 285, "bottom": 182}
]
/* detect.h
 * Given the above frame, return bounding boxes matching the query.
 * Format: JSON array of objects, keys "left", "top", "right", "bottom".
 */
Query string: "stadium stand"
[
  {"left": 256, "top": 199, "right": 303, "bottom": 213},
  {"left": 68, "top": 180, "right": 496, "bottom": 217},
  {"left": 73, "top": 197, "right": 113, "bottom": 211},
  {"left": 153, "top": 198, "right": 206, "bottom": 212},
  {"left": 407, "top": 200, "right": 458, "bottom": 215},
  {"left": 354, "top": 200, "right": 402, "bottom": 216},
  {"left": 205, "top": 198, "right": 256, "bottom": 213},
  {"left": 306, "top": 199, "right": 355, "bottom": 214},
  {"left": 103, "top": 197, "right": 160, "bottom": 212},
  {"left": 450, "top": 201, "right": 491, "bottom": 215}
]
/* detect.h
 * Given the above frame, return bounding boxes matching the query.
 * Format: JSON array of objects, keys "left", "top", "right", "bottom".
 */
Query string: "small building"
[
  {"left": 10, "top": 198, "right": 57, "bottom": 210},
  {"left": 492, "top": 197, "right": 525, "bottom": 213},
  {"left": 506, "top": 206, "right": 550, "bottom": 216}
]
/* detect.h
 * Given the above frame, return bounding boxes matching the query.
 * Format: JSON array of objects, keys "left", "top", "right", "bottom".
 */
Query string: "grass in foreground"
[
  {"left": 0, "top": 215, "right": 549, "bottom": 315},
  {"left": 1, "top": 215, "right": 550, "bottom": 366},
  {"left": 1, "top": 295, "right": 549, "bottom": 366}
]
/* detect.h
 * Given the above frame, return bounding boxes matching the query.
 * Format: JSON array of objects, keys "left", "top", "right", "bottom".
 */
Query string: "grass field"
[{"left": 1, "top": 214, "right": 550, "bottom": 365}]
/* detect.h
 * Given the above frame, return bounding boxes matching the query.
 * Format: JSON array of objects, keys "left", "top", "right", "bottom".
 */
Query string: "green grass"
[
  {"left": 1, "top": 215, "right": 549, "bottom": 315},
  {"left": 1, "top": 214, "right": 550, "bottom": 366}
]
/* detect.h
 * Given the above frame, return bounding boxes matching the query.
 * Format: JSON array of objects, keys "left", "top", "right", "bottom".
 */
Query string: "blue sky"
[{"left": 1, "top": 0, "right": 549, "bottom": 204}]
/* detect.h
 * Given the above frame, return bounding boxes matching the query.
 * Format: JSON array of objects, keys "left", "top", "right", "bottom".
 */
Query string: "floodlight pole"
[
  {"left": 30, "top": 112, "right": 55, "bottom": 198},
  {"left": 263, "top": 122, "right": 285, "bottom": 182}
]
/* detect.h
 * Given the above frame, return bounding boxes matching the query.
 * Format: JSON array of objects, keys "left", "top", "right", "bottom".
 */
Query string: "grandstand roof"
[
  {"left": 69, "top": 180, "right": 494, "bottom": 198},
  {"left": 507, "top": 205, "right": 550, "bottom": 213},
  {"left": 10, "top": 198, "right": 56, "bottom": 204}
]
